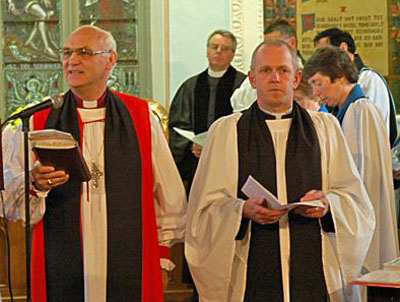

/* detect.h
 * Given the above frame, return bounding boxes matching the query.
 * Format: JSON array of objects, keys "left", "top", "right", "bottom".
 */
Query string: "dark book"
[{"left": 29, "top": 129, "right": 91, "bottom": 182}]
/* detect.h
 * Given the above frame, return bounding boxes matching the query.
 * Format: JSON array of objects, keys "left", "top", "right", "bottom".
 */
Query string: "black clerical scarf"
[
  {"left": 237, "top": 102, "right": 328, "bottom": 302},
  {"left": 30, "top": 90, "right": 158, "bottom": 302},
  {"left": 193, "top": 65, "right": 237, "bottom": 134}
]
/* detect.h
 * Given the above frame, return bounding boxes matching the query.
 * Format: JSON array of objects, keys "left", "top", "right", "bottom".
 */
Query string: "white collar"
[
  {"left": 208, "top": 68, "right": 228, "bottom": 78},
  {"left": 82, "top": 100, "right": 99, "bottom": 109},
  {"left": 258, "top": 104, "right": 293, "bottom": 120}
]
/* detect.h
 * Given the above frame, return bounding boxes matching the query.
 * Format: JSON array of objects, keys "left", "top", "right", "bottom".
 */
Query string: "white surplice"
[
  {"left": 1, "top": 107, "right": 187, "bottom": 302},
  {"left": 341, "top": 99, "right": 399, "bottom": 271},
  {"left": 358, "top": 69, "right": 392, "bottom": 136},
  {"left": 230, "top": 77, "right": 257, "bottom": 113},
  {"left": 185, "top": 109, "right": 375, "bottom": 302}
]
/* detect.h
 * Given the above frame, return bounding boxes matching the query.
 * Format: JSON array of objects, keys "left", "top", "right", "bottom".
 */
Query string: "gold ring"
[{"left": 47, "top": 179, "right": 53, "bottom": 185}]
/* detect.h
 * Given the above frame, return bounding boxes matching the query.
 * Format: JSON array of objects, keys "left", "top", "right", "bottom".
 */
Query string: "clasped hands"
[
  {"left": 30, "top": 162, "right": 69, "bottom": 191},
  {"left": 242, "top": 190, "right": 329, "bottom": 225}
]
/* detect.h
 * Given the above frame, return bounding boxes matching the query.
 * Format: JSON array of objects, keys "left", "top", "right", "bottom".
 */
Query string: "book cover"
[{"left": 29, "top": 129, "right": 91, "bottom": 182}]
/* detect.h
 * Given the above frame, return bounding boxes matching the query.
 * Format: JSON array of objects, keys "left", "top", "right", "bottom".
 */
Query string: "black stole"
[
  {"left": 237, "top": 102, "right": 328, "bottom": 302},
  {"left": 193, "top": 65, "right": 236, "bottom": 134},
  {"left": 43, "top": 90, "right": 143, "bottom": 302}
]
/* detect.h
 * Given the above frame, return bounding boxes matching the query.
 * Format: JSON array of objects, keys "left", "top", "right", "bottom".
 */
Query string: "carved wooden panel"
[
  {"left": 0, "top": 220, "right": 27, "bottom": 301},
  {"left": 164, "top": 243, "right": 193, "bottom": 302}
]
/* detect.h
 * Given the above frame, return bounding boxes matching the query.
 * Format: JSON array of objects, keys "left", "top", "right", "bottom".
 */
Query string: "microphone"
[{"left": 6, "top": 93, "right": 65, "bottom": 122}]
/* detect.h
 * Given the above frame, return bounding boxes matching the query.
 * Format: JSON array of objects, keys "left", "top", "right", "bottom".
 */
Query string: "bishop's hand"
[
  {"left": 242, "top": 198, "right": 287, "bottom": 225},
  {"left": 31, "top": 161, "right": 69, "bottom": 191}
]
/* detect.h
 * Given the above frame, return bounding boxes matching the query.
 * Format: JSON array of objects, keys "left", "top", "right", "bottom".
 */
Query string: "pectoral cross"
[{"left": 91, "top": 162, "right": 104, "bottom": 189}]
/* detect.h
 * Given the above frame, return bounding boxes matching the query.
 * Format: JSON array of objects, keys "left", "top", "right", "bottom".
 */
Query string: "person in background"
[
  {"left": 168, "top": 29, "right": 246, "bottom": 192},
  {"left": 303, "top": 45, "right": 399, "bottom": 273},
  {"left": 294, "top": 78, "right": 328, "bottom": 112},
  {"left": 314, "top": 28, "right": 398, "bottom": 147}
]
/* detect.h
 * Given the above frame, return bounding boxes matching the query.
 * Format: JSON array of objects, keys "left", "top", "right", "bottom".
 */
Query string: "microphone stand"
[{"left": 21, "top": 116, "right": 32, "bottom": 302}]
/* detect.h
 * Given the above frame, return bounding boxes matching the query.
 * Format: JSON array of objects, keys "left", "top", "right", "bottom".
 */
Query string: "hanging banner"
[{"left": 297, "top": 0, "right": 388, "bottom": 75}]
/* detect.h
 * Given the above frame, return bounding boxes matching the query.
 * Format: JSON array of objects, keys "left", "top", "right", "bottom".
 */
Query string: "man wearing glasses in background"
[
  {"left": 3, "top": 25, "right": 187, "bottom": 302},
  {"left": 169, "top": 29, "right": 246, "bottom": 193}
]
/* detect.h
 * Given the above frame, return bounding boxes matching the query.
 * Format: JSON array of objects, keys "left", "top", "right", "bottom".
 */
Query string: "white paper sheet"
[
  {"left": 172, "top": 127, "right": 208, "bottom": 147},
  {"left": 241, "top": 175, "right": 325, "bottom": 211}
]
